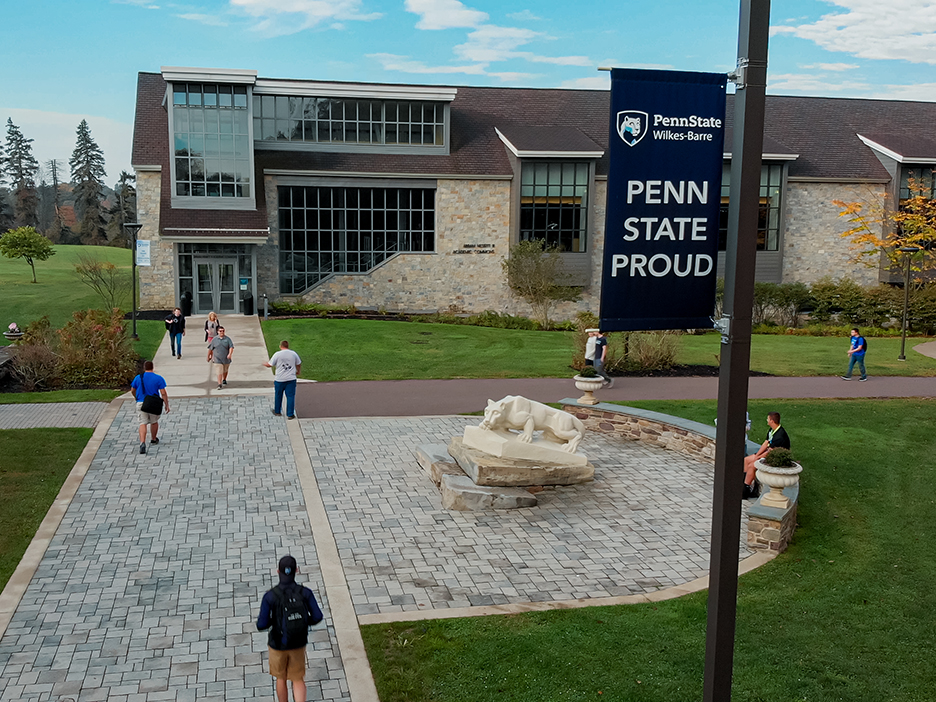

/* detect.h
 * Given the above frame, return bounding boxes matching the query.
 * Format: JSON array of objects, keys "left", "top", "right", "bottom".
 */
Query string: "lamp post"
[
  {"left": 898, "top": 246, "right": 921, "bottom": 361},
  {"left": 124, "top": 222, "right": 144, "bottom": 341}
]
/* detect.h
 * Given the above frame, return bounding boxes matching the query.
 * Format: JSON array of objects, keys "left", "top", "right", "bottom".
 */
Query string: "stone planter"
[
  {"left": 755, "top": 459, "right": 803, "bottom": 509},
  {"left": 573, "top": 375, "right": 604, "bottom": 405},
  {"left": 2, "top": 331, "right": 23, "bottom": 342}
]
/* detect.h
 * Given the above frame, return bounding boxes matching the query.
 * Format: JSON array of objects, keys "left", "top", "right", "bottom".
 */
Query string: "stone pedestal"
[{"left": 448, "top": 437, "right": 593, "bottom": 487}]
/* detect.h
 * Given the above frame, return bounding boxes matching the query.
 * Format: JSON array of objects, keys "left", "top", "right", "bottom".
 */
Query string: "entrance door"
[{"left": 195, "top": 259, "right": 238, "bottom": 314}]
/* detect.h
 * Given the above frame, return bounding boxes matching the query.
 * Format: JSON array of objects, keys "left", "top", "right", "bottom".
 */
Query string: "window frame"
[{"left": 517, "top": 160, "right": 593, "bottom": 253}]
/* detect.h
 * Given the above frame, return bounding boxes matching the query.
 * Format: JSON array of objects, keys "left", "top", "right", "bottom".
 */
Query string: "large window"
[
  {"left": 254, "top": 96, "right": 445, "bottom": 147},
  {"left": 172, "top": 83, "right": 252, "bottom": 199},
  {"left": 718, "top": 163, "right": 783, "bottom": 251},
  {"left": 520, "top": 162, "right": 589, "bottom": 252},
  {"left": 899, "top": 166, "right": 936, "bottom": 200},
  {"left": 278, "top": 185, "right": 436, "bottom": 294}
]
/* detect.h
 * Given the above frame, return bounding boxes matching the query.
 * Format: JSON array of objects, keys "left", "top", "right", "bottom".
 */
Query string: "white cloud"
[
  {"left": 872, "top": 82, "right": 936, "bottom": 101},
  {"left": 488, "top": 71, "right": 540, "bottom": 82},
  {"left": 230, "top": 0, "right": 381, "bottom": 35},
  {"left": 506, "top": 10, "right": 541, "bottom": 21},
  {"left": 766, "top": 72, "right": 870, "bottom": 94},
  {"left": 0, "top": 108, "right": 133, "bottom": 182},
  {"left": 451, "top": 24, "right": 590, "bottom": 67},
  {"left": 561, "top": 76, "right": 610, "bottom": 90},
  {"left": 368, "top": 53, "right": 487, "bottom": 75},
  {"left": 404, "top": 0, "right": 487, "bottom": 30},
  {"left": 176, "top": 13, "right": 228, "bottom": 26},
  {"left": 113, "top": 0, "right": 160, "bottom": 8},
  {"left": 800, "top": 62, "right": 860, "bottom": 71},
  {"left": 770, "top": 0, "right": 936, "bottom": 64}
]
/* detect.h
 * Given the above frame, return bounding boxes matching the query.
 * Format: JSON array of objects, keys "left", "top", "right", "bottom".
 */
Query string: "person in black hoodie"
[
  {"left": 256, "top": 555, "right": 324, "bottom": 702},
  {"left": 164, "top": 308, "right": 186, "bottom": 359}
]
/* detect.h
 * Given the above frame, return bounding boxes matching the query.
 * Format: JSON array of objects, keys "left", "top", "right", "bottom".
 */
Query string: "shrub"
[
  {"left": 576, "top": 365, "right": 599, "bottom": 378},
  {"left": 774, "top": 281, "right": 812, "bottom": 328},
  {"left": 628, "top": 331, "right": 678, "bottom": 371},
  {"left": 73, "top": 253, "right": 132, "bottom": 311},
  {"left": 57, "top": 309, "right": 138, "bottom": 386},
  {"left": 10, "top": 317, "right": 61, "bottom": 391},
  {"left": 761, "top": 447, "right": 797, "bottom": 468}
]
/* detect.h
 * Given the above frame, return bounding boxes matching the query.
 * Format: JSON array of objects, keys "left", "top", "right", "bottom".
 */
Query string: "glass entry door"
[{"left": 195, "top": 259, "right": 238, "bottom": 314}]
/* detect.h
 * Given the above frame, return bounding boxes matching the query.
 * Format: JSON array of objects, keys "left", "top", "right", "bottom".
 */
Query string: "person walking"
[
  {"left": 256, "top": 555, "right": 324, "bottom": 702},
  {"left": 593, "top": 330, "right": 614, "bottom": 387},
  {"left": 130, "top": 360, "right": 169, "bottom": 454},
  {"left": 584, "top": 328, "right": 598, "bottom": 367},
  {"left": 204, "top": 311, "right": 220, "bottom": 343},
  {"left": 165, "top": 308, "right": 186, "bottom": 359},
  {"left": 842, "top": 327, "right": 868, "bottom": 381},
  {"left": 207, "top": 326, "right": 234, "bottom": 390},
  {"left": 264, "top": 340, "right": 302, "bottom": 420}
]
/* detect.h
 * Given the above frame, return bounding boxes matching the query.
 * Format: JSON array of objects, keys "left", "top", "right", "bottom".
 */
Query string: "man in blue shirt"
[
  {"left": 130, "top": 361, "right": 169, "bottom": 455},
  {"left": 842, "top": 327, "right": 868, "bottom": 381},
  {"left": 257, "top": 555, "right": 324, "bottom": 702}
]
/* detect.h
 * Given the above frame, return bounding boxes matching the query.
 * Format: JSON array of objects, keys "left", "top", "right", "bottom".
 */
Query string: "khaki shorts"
[
  {"left": 136, "top": 402, "right": 160, "bottom": 425},
  {"left": 268, "top": 646, "right": 306, "bottom": 681}
]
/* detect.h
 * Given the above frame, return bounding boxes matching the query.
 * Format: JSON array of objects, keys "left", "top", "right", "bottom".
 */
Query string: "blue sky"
[{"left": 3, "top": 0, "right": 935, "bottom": 181}]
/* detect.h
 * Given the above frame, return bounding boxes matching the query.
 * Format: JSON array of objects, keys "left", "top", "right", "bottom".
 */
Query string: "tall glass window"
[
  {"left": 173, "top": 83, "right": 252, "bottom": 198},
  {"left": 899, "top": 166, "right": 936, "bottom": 200},
  {"left": 254, "top": 97, "right": 445, "bottom": 147},
  {"left": 519, "top": 162, "right": 589, "bottom": 252},
  {"left": 718, "top": 163, "right": 783, "bottom": 251},
  {"left": 278, "top": 186, "right": 436, "bottom": 294}
]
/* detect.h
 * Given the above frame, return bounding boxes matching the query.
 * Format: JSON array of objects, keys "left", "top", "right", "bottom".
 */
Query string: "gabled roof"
[
  {"left": 133, "top": 70, "right": 936, "bottom": 204},
  {"left": 857, "top": 133, "right": 936, "bottom": 164}
]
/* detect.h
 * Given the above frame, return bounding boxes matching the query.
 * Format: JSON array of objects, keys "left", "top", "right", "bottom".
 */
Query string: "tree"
[
  {"left": 69, "top": 119, "right": 107, "bottom": 245},
  {"left": 0, "top": 226, "right": 55, "bottom": 283},
  {"left": 502, "top": 239, "right": 580, "bottom": 328},
  {"left": 106, "top": 171, "right": 136, "bottom": 246},
  {"left": 3, "top": 118, "right": 39, "bottom": 229},
  {"left": 74, "top": 252, "right": 131, "bottom": 310},
  {"left": 834, "top": 175, "right": 936, "bottom": 273}
]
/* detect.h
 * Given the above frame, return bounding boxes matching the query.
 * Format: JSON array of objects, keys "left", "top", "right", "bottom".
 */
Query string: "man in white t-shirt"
[{"left": 263, "top": 340, "right": 303, "bottom": 420}]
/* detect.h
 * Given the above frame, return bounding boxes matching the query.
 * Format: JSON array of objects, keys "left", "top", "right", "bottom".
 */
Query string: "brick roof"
[{"left": 133, "top": 71, "right": 936, "bottom": 206}]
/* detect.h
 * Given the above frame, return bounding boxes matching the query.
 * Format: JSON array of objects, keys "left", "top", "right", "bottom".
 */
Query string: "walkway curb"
[
  {"left": 0, "top": 397, "right": 122, "bottom": 639},
  {"left": 288, "top": 417, "right": 381, "bottom": 702},
  {"left": 357, "top": 551, "right": 776, "bottom": 626}
]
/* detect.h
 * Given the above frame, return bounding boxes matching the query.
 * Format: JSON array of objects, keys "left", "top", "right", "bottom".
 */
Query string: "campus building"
[{"left": 131, "top": 66, "right": 936, "bottom": 317}]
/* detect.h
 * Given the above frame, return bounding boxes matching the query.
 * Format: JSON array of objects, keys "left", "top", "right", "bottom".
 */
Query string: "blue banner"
[{"left": 600, "top": 68, "right": 727, "bottom": 331}]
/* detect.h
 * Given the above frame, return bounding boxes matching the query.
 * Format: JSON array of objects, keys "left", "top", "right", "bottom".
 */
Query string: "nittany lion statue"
[{"left": 479, "top": 396, "right": 585, "bottom": 453}]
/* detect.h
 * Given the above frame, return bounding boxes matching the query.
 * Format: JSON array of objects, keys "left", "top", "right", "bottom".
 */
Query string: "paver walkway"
[{"left": 0, "top": 402, "right": 108, "bottom": 430}]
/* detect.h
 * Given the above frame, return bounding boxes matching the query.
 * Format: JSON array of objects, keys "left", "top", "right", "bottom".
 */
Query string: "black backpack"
[{"left": 273, "top": 584, "right": 309, "bottom": 648}]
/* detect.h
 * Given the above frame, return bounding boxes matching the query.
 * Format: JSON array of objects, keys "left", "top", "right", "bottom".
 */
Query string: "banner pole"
[{"left": 703, "top": 2, "right": 770, "bottom": 701}]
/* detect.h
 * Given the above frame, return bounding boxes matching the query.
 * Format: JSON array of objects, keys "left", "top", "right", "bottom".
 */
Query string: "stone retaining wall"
[{"left": 562, "top": 399, "right": 799, "bottom": 553}]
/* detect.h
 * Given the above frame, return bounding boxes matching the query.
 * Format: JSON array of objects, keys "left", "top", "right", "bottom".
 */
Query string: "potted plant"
[
  {"left": 573, "top": 365, "right": 603, "bottom": 405},
  {"left": 3, "top": 322, "right": 23, "bottom": 341},
  {"left": 754, "top": 448, "right": 802, "bottom": 509}
]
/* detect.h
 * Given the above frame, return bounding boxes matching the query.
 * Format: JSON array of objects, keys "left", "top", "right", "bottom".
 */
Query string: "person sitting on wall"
[{"left": 742, "top": 411, "right": 790, "bottom": 499}]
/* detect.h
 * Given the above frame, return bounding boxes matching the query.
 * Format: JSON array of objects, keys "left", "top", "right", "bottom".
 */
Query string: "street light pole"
[
  {"left": 124, "top": 222, "right": 144, "bottom": 341},
  {"left": 898, "top": 246, "right": 921, "bottom": 361}
]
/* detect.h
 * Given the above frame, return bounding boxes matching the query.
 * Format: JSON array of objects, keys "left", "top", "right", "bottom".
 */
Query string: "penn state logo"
[{"left": 616, "top": 110, "right": 648, "bottom": 147}]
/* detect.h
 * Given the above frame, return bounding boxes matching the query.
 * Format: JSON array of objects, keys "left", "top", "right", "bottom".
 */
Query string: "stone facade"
[
  {"left": 562, "top": 404, "right": 716, "bottom": 463},
  {"left": 136, "top": 170, "right": 177, "bottom": 310},
  {"left": 782, "top": 181, "right": 882, "bottom": 287}
]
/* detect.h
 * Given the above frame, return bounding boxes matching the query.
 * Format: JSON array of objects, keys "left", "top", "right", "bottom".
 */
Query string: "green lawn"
[
  {"left": 678, "top": 332, "right": 936, "bottom": 377},
  {"left": 0, "top": 244, "right": 133, "bottom": 339},
  {"left": 0, "top": 389, "right": 122, "bottom": 404},
  {"left": 261, "top": 318, "right": 576, "bottom": 380},
  {"left": 362, "top": 398, "right": 936, "bottom": 702},
  {"left": 0, "top": 428, "right": 92, "bottom": 590}
]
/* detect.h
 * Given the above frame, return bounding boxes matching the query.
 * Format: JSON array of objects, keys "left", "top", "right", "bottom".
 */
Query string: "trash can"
[
  {"left": 242, "top": 291, "right": 254, "bottom": 316},
  {"left": 180, "top": 291, "right": 193, "bottom": 317}
]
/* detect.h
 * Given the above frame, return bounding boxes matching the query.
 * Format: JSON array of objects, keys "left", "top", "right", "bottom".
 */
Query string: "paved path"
[{"left": 0, "top": 402, "right": 108, "bottom": 430}]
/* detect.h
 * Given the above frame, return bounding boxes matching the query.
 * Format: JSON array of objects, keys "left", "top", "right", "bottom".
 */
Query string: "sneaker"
[
  {"left": 742, "top": 482, "right": 760, "bottom": 500},
  {"left": 139, "top": 443, "right": 146, "bottom": 454},
  {"left": 287, "top": 415, "right": 296, "bottom": 420},
  {"left": 150, "top": 437, "right": 160, "bottom": 445},
  {"left": 272, "top": 410, "right": 282, "bottom": 417},
  {"left": 171, "top": 352, "right": 176, "bottom": 357},
  {"left": 222, "top": 379, "right": 227, "bottom": 385},
  {"left": 841, "top": 376, "right": 851, "bottom": 380},
  {"left": 217, "top": 384, "right": 223, "bottom": 390},
  {"left": 859, "top": 377, "right": 868, "bottom": 382},
  {"left": 177, "top": 355, "right": 182, "bottom": 360},
  {"left": 606, "top": 377, "right": 615, "bottom": 389}
]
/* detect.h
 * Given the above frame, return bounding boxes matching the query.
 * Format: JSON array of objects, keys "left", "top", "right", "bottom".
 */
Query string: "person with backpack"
[
  {"left": 842, "top": 327, "right": 868, "bottom": 381},
  {"left": 256, "top": 555, "right": 324, "bottom": 702},
  {"left": 130, "top": 360, "right": 169, "bottom": 455}
]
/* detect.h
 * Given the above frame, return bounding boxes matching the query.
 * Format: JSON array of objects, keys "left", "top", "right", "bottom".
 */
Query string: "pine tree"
[
  {"left": 0, "top": 136, "right": 12, "bottom": 232},
  {"left": 69, "top": 119, "right": 107, "bottom": 245},
  {"left": 3, "top": 118, "right": 40, "bottom": 228},
  {"left": 106, "top": 171, "right": 136, "bottom": 246}
]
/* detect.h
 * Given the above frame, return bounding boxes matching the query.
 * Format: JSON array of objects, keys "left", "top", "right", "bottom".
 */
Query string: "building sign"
[
  {"left": 600, "top": 68, "right": 726, "bottom": 331},
  {"left": 136, "top": 240, "right": 151, "bottom": 266}
]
